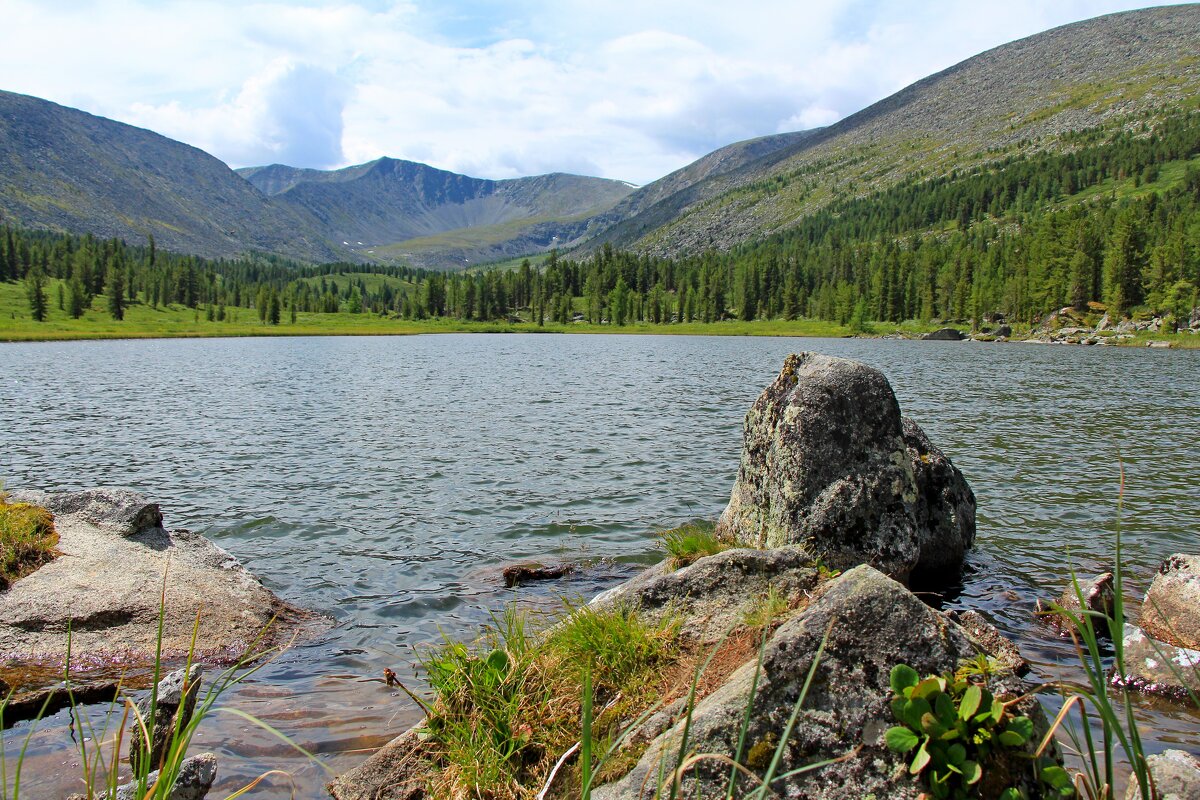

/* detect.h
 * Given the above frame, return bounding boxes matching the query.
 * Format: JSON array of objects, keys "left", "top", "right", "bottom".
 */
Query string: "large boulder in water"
[
  {"left": 1139, "top": 554, "right": 1200, "bottom": 649},
  {"left": 715, "top": 353, "right": 974, "bottom": 585}
]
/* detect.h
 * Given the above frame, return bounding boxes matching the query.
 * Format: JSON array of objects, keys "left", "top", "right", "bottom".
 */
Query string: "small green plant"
[
  {"left": 660, "top": 522, "right": 727, "bottom": 567},
  {"left": 742, "top": 585, "right": 790, "bottom": 627},
  {"left": 884, "top": 664, "right": 1073, "bottom": 800}
]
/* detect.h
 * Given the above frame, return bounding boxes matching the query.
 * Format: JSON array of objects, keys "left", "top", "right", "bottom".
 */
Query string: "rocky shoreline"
[{"left": 891, "top": 305, "right": 1200, "bottom": 348}]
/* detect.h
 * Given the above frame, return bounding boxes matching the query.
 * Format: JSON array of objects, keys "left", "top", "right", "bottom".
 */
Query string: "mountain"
[
  {"left": 579, "top": 4, "right": 1200, "bottom": 257},
  {"left": 0, "top": 91, "right": 633, "bottom": 268},
  {"left": 238, "top": 158, "right": 633, "bottom": 268},
  {"left": 0, "top": 90, "right": 340, "bottom": 262}
]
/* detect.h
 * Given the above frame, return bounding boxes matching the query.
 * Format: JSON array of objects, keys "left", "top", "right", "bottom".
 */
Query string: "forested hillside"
[{"left": 4, "top": 110, "right": 1198, "bottom": 334}]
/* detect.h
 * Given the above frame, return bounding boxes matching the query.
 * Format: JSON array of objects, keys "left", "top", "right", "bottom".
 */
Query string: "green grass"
[
  {"left": 0, "top": 280, "right": 863, "bottom": 342},
  {"left": 0, "top": 500, "right": 57, "bottom": 590},
  {"left": 413, "top": 601, "right": 681, "bottom": 799},
  {"left": 659, "top": 522, "right": 729, "bottom": 567}
]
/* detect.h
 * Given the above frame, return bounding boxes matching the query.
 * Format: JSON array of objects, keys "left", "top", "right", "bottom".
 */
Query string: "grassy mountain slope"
[
  {"left": 0, "top": 90, "right": 341, "bottom": 262},
  {"left": 238, "top": 158, "right": 634, "bottom": 268},
  {"left": 582, "top": 4, "right": 1200, "bottom": 256}
]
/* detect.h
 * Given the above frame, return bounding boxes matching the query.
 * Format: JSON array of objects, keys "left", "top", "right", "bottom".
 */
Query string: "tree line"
[{"left": 4, "top": 109, "right": 1199, "bottom": 328}]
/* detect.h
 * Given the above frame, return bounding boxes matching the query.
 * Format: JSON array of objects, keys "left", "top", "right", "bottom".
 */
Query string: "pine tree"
[
  {"left": 107, "top": 262, "right": 125, "bottom": 320},
  {"left": 26, "top": 267, "right": 48, "bottom": 322}
]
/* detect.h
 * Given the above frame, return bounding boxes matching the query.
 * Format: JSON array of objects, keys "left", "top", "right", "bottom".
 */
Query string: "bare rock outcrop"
[
  {"left": 592, "top": 565, "right": 1049, "bottom": 800},
  {"left": 715, "top": 353, "right": 974, "bottom": 585},
  {"left": 0, "top": 488, "right": 307, "bottom": 684}
]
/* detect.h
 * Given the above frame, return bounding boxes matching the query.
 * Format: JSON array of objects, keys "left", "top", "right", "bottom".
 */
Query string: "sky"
[{"left": 0, "top": 1, "right": 1189, "bottom": 185}]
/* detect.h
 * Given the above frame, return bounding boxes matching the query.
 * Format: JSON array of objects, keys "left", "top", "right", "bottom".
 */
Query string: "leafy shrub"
[{"left": 884, "top": 664, "right": 1073, "bottom": 800}]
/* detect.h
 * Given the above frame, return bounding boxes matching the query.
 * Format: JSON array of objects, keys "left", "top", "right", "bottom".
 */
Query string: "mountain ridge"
[{"left": 577, "top": 3, "right": 1200, "bottom": 257}]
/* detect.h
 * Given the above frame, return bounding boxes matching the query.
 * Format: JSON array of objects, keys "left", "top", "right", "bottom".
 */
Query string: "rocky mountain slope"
[
  {"left": 579, "top": 4, "right": 1200, "bottom": 257},
  {"left": 0, "top": 90, "right": 341, "bottom": 262},
  {"left": 0, "top": 90, "right": 632, "bottom": 267},
  {"left": 238, "top": 159, "right": 633, "bottom": 268}
]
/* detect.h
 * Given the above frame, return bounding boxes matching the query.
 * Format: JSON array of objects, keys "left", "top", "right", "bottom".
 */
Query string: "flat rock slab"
[{"left": 0, "top": 489, "right": 308, "bottom": 682}]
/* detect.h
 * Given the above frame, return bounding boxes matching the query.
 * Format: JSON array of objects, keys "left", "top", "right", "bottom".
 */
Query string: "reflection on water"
[{"left": 1, "top": 334, "right": 1198, "bottom": 797}]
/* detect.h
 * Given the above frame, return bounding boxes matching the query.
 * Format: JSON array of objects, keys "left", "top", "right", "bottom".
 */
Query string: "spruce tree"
[{"left": 26, "top": 267, "right": 47, "bottom": 322}]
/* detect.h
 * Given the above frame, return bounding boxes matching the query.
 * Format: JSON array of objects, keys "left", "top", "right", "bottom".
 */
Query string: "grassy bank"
[
  {"left": 5, "top": 280, "right": 1198, "bottom": 346},
  {"left": 0, "top": 279, "right": 853, "bottom": 341},
  {"left": 0, "top": 497, "right": 58, "bottom": 590}
]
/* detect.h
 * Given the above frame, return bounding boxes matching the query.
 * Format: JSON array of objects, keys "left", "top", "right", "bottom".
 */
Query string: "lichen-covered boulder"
[
  {"left": 1139, "top": 554, "right": 1200, "bottom": 650},
  {"left": 1124, "top": 749, "right": 1200, "bottom": 800},
  {"left": 715, "top": 353, "right": 974, "bottom": 585},
  {"left": 592, "top": 565, "right": 1049, "bottom": 800},
  {"left": 1113, "top": 624, "right": 1200, "bottom": 700}
]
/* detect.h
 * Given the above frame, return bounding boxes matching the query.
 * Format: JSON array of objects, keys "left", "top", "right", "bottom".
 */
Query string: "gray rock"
[
  {"left": 922, "top": 327, "right": 966, "bottom": 340},
  {"left": 1125, "top": 749, "right": 1200, "bottom": 800},
  {"left": 715, "top": 353, "right": 973, "bottom": 585},
  {"left": 0, "top": 489, "right": 309, "bottom": 711},
  {"left": 1037, "top": 572, "right": 1115, "bottom": 635},
  {"left": 130, "top": 665, "right": 203, "bottom": 773},
  {"left": 592, "top": 565, "right": 1050, "bottom": 800},
  {"left": 327, "top": 726, "right": 429, "bottom": 800},
  {"left": 590, "top": 546, "right": 819, "bottom": 643},
  {"left": 117, "top": 752, "right": 217, "bottom": 800},
  {"left": 10, "top": 487, "right": 162, "bottom": 536},
  {"left": 995, "top": 324, "right": 1013, "bottom": 337},
  {"left": 1141, "top": 555, "right": 1200, "bottom": 650},
  {"left": 1113, "top": 624, "right": 1200, "bottom": 700},
  {"left": 1190, "top": 307, "right": 1200, "bottom": 330},
  {"left": 945, "top": 609, "right": 1030, "bottom": 676},
  {"left": 903, "top": 418, "right": 976, "bottom": 585}
]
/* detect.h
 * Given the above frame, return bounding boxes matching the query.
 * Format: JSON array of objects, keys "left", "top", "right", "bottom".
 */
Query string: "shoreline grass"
[{"left": 0, "top": 500, "right": 58, "bottom": 591}]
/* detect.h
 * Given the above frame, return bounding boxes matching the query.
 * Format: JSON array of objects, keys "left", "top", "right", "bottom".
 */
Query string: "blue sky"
[{"left": 0, "top": 1, "right": 1189, "bottom": 184}]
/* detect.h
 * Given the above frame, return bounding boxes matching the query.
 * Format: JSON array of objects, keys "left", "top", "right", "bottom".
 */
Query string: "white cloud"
[{"left": 0, "top": 0, "right": 1190, "bottom": 184}]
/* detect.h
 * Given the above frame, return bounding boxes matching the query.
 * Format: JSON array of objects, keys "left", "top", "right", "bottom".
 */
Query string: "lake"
[{"left": 2, "top": 333, "right": 1198, "bottom": 798}]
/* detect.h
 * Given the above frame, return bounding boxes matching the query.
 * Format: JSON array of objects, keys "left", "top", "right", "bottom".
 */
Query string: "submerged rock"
[
  {"left": 592, "top": 565, "right": 1049, "bottom": 800},
  {"left": 0, "top": 488, "right": 309, "bottom": 700},
  {"left": 327, "top": 727, "right": 429, "bottom": 800},
  {"left": 714, "top": 353, "right": 974, "bottom": 585},
  {"left": 1139, "top": 554, "right": 1200, "bottom": 650},
  {"left": 502, "top": 562, "right": 575, "bottom": 587}
]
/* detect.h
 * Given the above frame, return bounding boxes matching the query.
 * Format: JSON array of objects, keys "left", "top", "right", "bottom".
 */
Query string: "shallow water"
[{"left": 1, "top": 333, "right": 1198, "bottom": 797}]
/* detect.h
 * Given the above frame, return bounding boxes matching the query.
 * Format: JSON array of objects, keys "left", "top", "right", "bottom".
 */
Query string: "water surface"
[{"left": 1, "top": 334, "right": 1197, "bottom": 797}]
